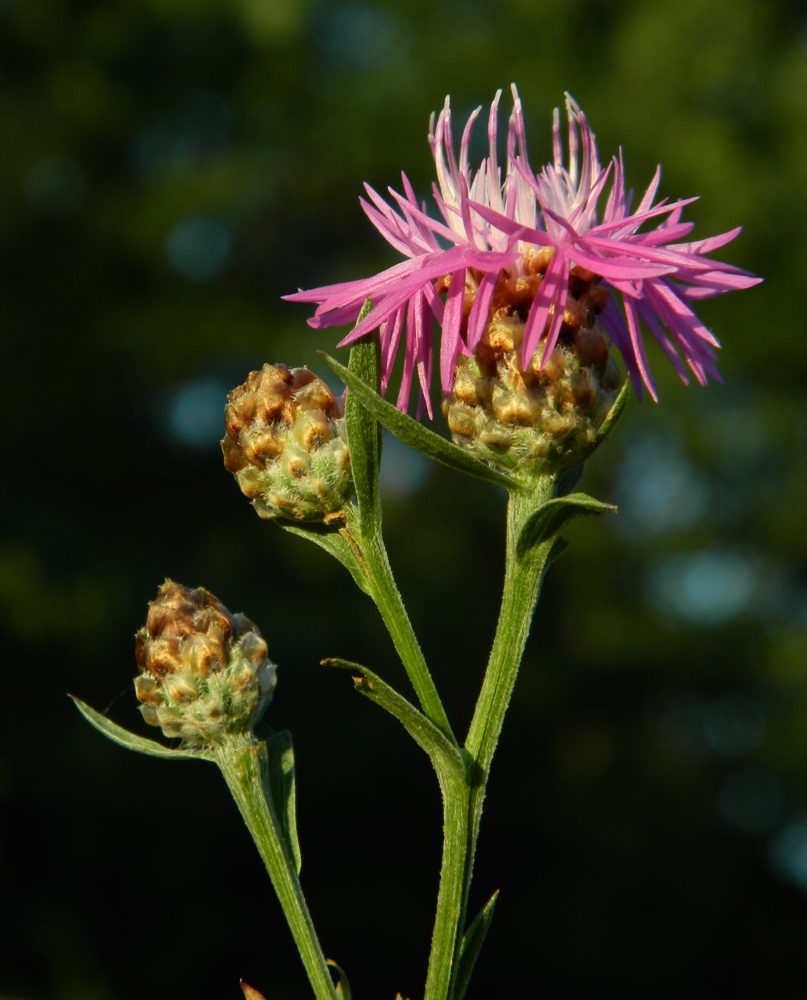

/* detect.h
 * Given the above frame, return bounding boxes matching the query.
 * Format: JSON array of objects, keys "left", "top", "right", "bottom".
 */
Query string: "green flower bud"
[
  {"left": 222, "top": 364, "right": 353, "bottom": 525},
  {"left": 442, "top": 271, "right": 621, "bottom": 475},
  {"left": 134, "top": 580, "right": 276, "bottom": 744}
]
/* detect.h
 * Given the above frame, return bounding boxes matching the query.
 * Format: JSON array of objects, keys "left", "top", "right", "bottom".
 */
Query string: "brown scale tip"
[
  {"left": 224, "top": 364, "right": 343, "bottom": 471},
  {"left": 136, "top": 580, "right": 247, "bottom": 680}
]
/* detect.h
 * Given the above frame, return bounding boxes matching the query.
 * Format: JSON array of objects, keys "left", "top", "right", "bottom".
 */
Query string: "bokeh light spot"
[
  {"left": 646, "top": 549, "right": 758, "bottom": 625},
  {"left": 166, "top": 377, "right": 230, "bottom": 448},
  {"left": 165, "top": 216, "right": 233, "bottom": 282}
]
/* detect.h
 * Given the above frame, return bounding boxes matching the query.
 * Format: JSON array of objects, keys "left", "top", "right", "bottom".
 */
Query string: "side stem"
[
  {"left": 215, "top": 737, "right": 339, "bottom": 1000},
  {"left": 358, "top": 521, "right": 455, "bottom": 742}
]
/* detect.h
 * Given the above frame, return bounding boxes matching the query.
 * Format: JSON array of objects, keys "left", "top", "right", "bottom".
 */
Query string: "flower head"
[
  {"left": 286, "top": 87, "right": 760, "bottom": 407},
  {"left": 134, "top": 580, "right": 276, "bottom": 744}
]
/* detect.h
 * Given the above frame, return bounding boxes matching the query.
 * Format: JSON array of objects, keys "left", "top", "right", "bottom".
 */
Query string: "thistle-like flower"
[
  {"left": 222, "top": 364, "right": 352, "bottom": 525},
  {"left": 134, "top": 580, "right": 276, "bottom": 744},
  {"left": 286, "top": 87, "right": 760, "bottom": 408}
]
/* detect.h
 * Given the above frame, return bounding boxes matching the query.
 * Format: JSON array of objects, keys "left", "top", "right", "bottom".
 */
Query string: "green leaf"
[
  {"left": 322, "top": 353, "right": 522, "bottom": 493},
  {"left": 453, "top": 889, "right": 499, "bottom": 1000},
  {"left": 344, "top": 302, "right": 383, "bottom": 532},
  {"left": 70, "top": 696, "right": 201, "bottom": 761},
  {"left": 593, "top": 374, "right": 632, "bottom": 447},
  {"left": 265, "top": 730, "right": 302, "bottom": 876},
  {"left": 326, "top": 961, "right": 352, "bottom": 1000},
  {"left": 516, "top": 492, "right": 617, "bottom": 558},
  {"left": 279, "top": 518, "right": 372, "bottom": 596},
  {"left": 323, "top": 659, "right": 465, "bottom": 782}
]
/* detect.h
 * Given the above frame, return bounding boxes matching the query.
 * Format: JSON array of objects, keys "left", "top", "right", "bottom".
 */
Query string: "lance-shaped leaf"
[
  {"left": 265, "top": 730, "right": 302, "bottom": 876},
  {"left": 453, "top": 889, "right": 499, "bottom": 1000},
  {"left": 344, "top": 300, "right": 383, "bottom": 531},
  {"left": 568, "top": 375, "right": 632, "bottom": 471},
  {"left": 323, "top": 659, "right": 464, "bottom": 781},
  {"left": 517, "top": 493, "right": 617, "bottom": 558},
  {"left": 326, "top": 960, "right": 352, "bottom": 1000},
  {"left": 322, "top": 353, "right": 522, "bottom": 494},
  {"left": 279, "top": 519, "right": 371, "bottom": 597},
  {"left": 71, "top": 696, "right": 201, "bottom": 761}
]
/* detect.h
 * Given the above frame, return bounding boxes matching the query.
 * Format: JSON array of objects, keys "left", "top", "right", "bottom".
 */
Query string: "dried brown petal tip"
[
  {"left": 134, "top": 580, "right": 276, "bottom": 744},
  {"left": 222, "top": 364, "right": 353, "bottom": 525}
]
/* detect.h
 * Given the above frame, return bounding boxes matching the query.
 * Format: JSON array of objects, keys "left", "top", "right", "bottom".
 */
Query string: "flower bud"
[
  {"left": 442, "top": 270, "right": 621, "bottom": 475},
  {"left": 222, "top": 364, "right": 352, "bottom": 525},
  {"left": 134, "top": 580, "right": 276, "bottom": 744}
]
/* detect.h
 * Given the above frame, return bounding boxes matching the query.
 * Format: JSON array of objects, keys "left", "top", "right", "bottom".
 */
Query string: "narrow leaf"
[
  {"left": 322, "top": 353, "right": 522, "bottom": 493},
  {"left": 279, "top": 519, "right": 372, "bottom": 597},
  {"left": 453, "top": 890, "right": 499, "bottom": 1000},
  {"left": 593, "top": 374, "right": 632, "bottom": 447},
  {"left": 266, "top": 730, "right": 301, "bottom": 875},
  {"left": 323, "top": 659, "right": 464, "bottom": 780},
  {"left": 326, "top": 960, "right": 352, "bottom": 1000},
  {"left": 517, "top": 493, "right": 616, "bottom": 557},
  {"left": 70, "top": 696, "right": 201, "bottom": 761},
  {"left": 345, "top": 300, "right": 383, "bottom": 530}
]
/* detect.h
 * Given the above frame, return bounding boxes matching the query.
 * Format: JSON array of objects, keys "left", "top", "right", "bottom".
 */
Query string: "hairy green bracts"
[
  {"left": 442, "top": 271, "right": 622, "bottom": 476},
  {"left": 134, "top": 580, "right": 277, "bottom": 743},
  {"left": 223, "top": 364, "right": 352, "bottom": 525}
]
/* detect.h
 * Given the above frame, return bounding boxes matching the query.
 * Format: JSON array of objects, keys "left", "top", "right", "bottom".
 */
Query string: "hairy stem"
[
  {"left": 358, "top": 521, "right": 455, "bottom": 743},
  {"left": 215, "top": 738, "right": 339, "bottom": 1000}
]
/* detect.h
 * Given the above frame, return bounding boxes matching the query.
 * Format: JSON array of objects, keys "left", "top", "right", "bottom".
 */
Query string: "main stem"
[
  {"left": 425, "top": 477, "right": 556, "bottom": 1000},
  {"left": 360, "top": 524, "right": 455, "bottom": 742},
  {"left": 215, "top": 738, "right": 339, "bottom": 1000}
]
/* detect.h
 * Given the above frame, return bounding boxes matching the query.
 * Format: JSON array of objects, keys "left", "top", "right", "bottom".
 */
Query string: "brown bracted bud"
[
  {"left": 442, "top": 266, "right": 622, "bottom": 475},
  {"left": 222, "top": 364, "right": 352, "bottom": 525},
  {"left": 134, "top": 580, "right": 276, "bottom": 744}
]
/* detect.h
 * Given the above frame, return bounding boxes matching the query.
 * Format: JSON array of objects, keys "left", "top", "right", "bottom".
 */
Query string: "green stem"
[
  {"left": 215, "top": 737, "right": 339, "bottom": 1000},
  {"left": 424, "top": 772, "right": 471, "bottom": 1000},
  {"left": 357, "top": 520, "right": 455, "bottom": 743}
]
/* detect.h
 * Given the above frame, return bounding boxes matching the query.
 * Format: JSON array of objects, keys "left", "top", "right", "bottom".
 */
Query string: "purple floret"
[{"left": 285, "top": 86, "right": 760, "bottom": 410}]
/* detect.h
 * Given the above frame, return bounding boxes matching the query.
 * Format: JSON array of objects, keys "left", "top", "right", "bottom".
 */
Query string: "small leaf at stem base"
[
  {"left": 266, "top": 730, "right": 302, "bottom": 875},
  {"left": 453, "top": 889, "right": 499, "bottom": 1000},
  {"left": 516, "top": 492, "right": 616, "bottom": 557},
  {"left": 326, "top": 959, "right": 353, "bottom": 1000},
  {"left": 322, "top": 658, "right": 463, "bottom": 775}
]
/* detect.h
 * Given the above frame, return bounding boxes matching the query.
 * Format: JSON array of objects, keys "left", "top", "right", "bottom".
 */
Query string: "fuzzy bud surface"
[
  {"left": 222, "top": 364, "right": 352, "bottom": 524},
  {"left": 134, "top": 580, "right": 276, "bottom": 744}
]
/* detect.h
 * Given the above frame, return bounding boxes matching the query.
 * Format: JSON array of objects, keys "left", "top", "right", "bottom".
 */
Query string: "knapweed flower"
[
  {"left": 134, "top": 580, "right": 277, "bottom": 744},
  {"left": 222, "top": 364, "right": 352, "bottom": 525},
  {"left": 286, "top": 87, "right": 759, "bottom": 407}
]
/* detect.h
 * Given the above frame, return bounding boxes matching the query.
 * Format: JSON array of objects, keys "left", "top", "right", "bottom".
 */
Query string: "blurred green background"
[{"left": 2, "top": 0, "right": 806, "bottom": 997}]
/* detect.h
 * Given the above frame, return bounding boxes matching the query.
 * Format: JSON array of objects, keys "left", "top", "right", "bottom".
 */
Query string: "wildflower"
[
  {"left": 134, "top": 580, "right": 276, "bottom": 744},
  {"left": 285, "top": 87, "right": 759, "bottom": 407},
  {"left": 222, "top": 364, "right": 352, "bottom": 525}
]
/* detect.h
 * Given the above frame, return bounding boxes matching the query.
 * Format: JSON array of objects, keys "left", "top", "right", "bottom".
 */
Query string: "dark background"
[{"left": 2, "top": 0, "right": 807, "bottom": 997}]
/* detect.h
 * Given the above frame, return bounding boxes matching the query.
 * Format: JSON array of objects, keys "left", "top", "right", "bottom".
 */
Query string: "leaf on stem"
[
  {"left": 322, "top": 659, "right": 465, "bottom": 781},
  {"left": 322, "top": 353, "right": 522, "bottom": 493},
  {"left": 516, "top": 493, "right": 617, "bottom": 558},
  {"left": 453, "top": 889, "right": 499, "bottom": 1000},
  {"left": 278, "top": 519, "right": 372, "bottom": 597},
  {"left": 326, "top": 960, "right": 352, "bottom": 1000},
  {"left": 266, "top": 730, "right": 302, "bottom": 875},
  {"left": 70, "top": 696, "right": 201, "bottom": 761},
  {"left": 344, "top": 300, "right": 383, "bottom": 532}
]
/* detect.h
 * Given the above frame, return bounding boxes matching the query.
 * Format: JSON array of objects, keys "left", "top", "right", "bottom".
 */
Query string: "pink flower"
[{"left": 285, "top": 87, "right": 760, "bottom": 409}]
